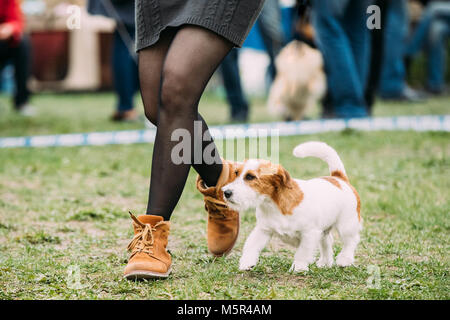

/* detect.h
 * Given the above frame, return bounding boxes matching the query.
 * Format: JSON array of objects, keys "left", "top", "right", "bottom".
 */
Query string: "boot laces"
[{"left": 127, "top": 212, "right": 156, "bottom": 258}]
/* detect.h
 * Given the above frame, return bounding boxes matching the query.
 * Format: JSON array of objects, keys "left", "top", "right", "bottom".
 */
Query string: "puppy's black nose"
[{"left": 224, "top": 190, "right": 232, "bottom": 199}]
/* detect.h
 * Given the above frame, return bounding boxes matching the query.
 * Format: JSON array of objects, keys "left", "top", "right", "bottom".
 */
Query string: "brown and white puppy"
[
  {"left": 222, "top": 141, "right": 362, "bottom": 272},
  {"left": 267, "top": 41, "right": 326, "bottom": 120}
]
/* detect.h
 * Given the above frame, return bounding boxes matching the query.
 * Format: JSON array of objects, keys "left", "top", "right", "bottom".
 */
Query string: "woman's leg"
[
  {"left": 139, "top": 28, "right": 224, "bottom": 182},
  {"left": 143, "top": 26, "right": 233, "bottom": 220},
  {"left": 138, "top": 28, "right": 176, "bottom": 124}
]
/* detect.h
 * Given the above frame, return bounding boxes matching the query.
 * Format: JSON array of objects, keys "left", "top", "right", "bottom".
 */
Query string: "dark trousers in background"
[
  {"left": 220, "top": 0, "right": 284, "bottom": 122},
  {"left": 312, "top": 0, "right": 370, "bottom": 118},
  {"left": 0, "top": 36, "right": 31, "bottom": 108},
  {"left": 365, "top": 0, "right": 390, "bottom": 113},
  {"left": 378, "top": 0, "right": 409, "bottom": 98},
  {"left": 220, "top": 48, "right": 250, "bottom": 122},
  {"left": 406, "top": 1, "right": 450, "bottom": 92},
  {"left": 112, "top": 26, "right": 139, "bottom": 112},
  {"left": 257, "top": 0, "right": 285, "bottom": 81}
]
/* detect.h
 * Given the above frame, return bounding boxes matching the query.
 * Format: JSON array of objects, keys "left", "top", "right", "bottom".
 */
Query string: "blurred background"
[
  {"left": 0, "top": 0, "right": 449, "bottom": 135},
  {"left": 0, "top": 1, "right": 449, "bottom": 300}
]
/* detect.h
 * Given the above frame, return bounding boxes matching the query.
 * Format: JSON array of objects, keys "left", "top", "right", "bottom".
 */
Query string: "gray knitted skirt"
[{"left": 135, "top": 0, "right": 265, "bottom": 51}]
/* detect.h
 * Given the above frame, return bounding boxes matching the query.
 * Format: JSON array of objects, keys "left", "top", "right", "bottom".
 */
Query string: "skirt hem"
[{"left": 136, "top": 16, "right": 248, "bottom": 52}]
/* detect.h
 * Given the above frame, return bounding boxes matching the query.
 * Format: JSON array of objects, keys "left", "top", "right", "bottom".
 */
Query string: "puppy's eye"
[
  {"left": 245, "top": 173, "right": 256, "bottom": 181},
  {"left": 235, "top": 170, "right": 239, "bottom": 176}
]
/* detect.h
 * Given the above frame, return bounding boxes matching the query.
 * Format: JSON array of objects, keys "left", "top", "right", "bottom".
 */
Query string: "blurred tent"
[{"left": 23, "top": 0, "right": 115, "bottom": 92}]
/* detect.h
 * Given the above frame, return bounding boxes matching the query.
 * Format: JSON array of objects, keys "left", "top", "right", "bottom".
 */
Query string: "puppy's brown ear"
[
  {"left": 271, "top": 164, "right": 303, "bottom": 215},
  {"left": 273, "top": 164, "right": 292, "bottom": 189}
]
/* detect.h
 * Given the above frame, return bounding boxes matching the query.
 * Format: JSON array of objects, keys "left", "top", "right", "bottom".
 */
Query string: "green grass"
[
  {"left": 0, "top": 92, "right": 449, "bottom": 299},
  {"left": 0, "top": 91, "right": 449, "bottom": 137}
]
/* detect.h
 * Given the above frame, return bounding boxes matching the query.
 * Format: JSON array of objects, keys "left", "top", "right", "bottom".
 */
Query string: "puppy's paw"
[
  {"left": 316, "top": 257, "right": 334, "bottom": 268},
  {"left": 239, "top": 257, "right": 257, "bottom": 271},
  {"left": 239, "top": 262, "right": 256, "bottom": 271},
  {"left": 289, "top": 261, "right": 309, "bottom": 273},
  {"left": 336, "top": 254, "right": 354, "bottom": 267}
]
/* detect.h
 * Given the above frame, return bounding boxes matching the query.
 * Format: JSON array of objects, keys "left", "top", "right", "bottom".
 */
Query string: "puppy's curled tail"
[{"left": 293, "top": 141, "right": 348, "bottom": 181}]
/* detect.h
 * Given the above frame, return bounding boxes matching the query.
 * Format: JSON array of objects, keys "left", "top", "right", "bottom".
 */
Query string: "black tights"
[{"left": 138, "top": 26, "right": 233, "bottom": 220}]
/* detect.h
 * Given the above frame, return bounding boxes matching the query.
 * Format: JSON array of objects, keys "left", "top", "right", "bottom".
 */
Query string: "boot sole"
[{"left": 124, "top": 267, "right": 172, "bottom": 280}]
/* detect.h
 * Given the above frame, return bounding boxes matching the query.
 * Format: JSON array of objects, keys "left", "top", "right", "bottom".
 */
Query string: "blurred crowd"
[{"left": 0, "top": 0, "right": 449, "bottom": 122}]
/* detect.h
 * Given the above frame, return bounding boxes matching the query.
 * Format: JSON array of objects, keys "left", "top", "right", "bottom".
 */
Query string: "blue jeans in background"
[
  {"left": 406, "top": 2, "right": 450, "bottom": 92},
  {"left": 378, "top": 0, "right": 409, "bottom": 98},
  {"left": 220, "top": 0, "right": 284, "bottom": 122},
  {"left": 312, "top": 0, "right": 370, "bottom": 118},
  {"left": 112, "top": 26, "right": 139, "bottom": 112}
]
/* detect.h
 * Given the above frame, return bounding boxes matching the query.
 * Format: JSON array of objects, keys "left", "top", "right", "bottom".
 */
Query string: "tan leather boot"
[
  {"left": 124, "top": 212, "right": 172, "bottom": 279},
  {"left": 196, "top": 160, "right": 240, "bottom": 257}
]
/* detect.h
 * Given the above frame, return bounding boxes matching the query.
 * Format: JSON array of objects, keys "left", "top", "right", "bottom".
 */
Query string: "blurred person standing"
[
  {"left": 378, "top": 0, "right": 425, "bottom": 101},
  {"left": 88, "top": 0, "right": 139, "bottom": 122},
  {"left": 220, "top": 0, "right": 285, "bottom": 122},
  {"left": 405, "top": 1, "right": 450, "bottom": 95},
  {"left": 311, "top": 0, "right": 370, "bottom": 118},
  {"left": 259, "top": 0, "right": 285, "bottom": 81},
  {"left": 0, "top": 0, "right": 34, "bottom": 116},
  {"left": 220, "top": 48, "right": 250, "bottom": 122}
]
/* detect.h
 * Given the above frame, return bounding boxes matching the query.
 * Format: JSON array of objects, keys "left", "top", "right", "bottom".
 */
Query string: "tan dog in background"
[{"left": 267, "top": 41, "right": 326, "bottom": 121}]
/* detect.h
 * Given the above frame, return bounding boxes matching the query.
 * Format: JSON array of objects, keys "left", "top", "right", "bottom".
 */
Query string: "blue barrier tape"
[{"left": 0, "top": 115, "right": 449, "bottom": 149}]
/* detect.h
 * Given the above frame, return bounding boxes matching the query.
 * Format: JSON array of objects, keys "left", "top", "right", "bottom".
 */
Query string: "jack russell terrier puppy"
[{"left": 222, "top": 141, "right": 362, "bottom": 272}]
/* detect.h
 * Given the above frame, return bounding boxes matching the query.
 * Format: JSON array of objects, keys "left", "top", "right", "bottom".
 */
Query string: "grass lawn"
[
  {"left": 0, "top": 91, "right": 449, "bottom": 136},
  {"left": 0, "top": 92, "right": 449, "bottom": 299}
]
